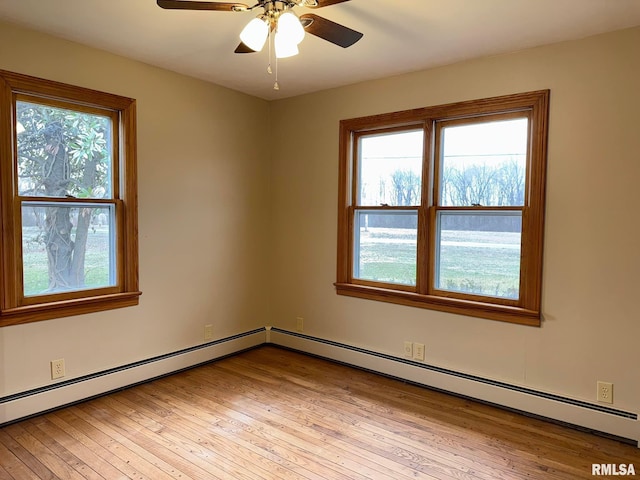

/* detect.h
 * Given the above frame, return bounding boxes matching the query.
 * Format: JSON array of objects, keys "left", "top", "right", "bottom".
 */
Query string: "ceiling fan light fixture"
[
  {"left": 239, "top": 16, "right": 269, "bottom": 52},
  {"left": 277, "top": 11, "right": 305, "bottom": 45},
  {"left": 157, "top": 0, "right": 364, "bottom": 91},
  {"left": 274, "top": 30, "right": 300, "bottom": 58}
]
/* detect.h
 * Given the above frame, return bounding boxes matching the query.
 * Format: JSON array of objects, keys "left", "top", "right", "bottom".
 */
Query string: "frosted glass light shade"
[
  {"left": 275, "top": 30, "right": 299, "bottom": 58},
  {"left": 240, "top": 17, "right": 269, "bottom": 52},
  {"left": 277, "top": 12, "right": 305, "bottom": 45}
]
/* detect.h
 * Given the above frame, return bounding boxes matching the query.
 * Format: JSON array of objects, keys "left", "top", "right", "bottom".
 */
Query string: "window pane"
[
  {"left": 354, "top": 211, "right": 417, "bottom": 286},
  {"left": 436, "top": 212, "right": 521, "bottom": 299},
  {"left": 440, "top": 118, "right": 527, "bottom": 206},
  {"left": 358, "top": 130, "right": 423, "bottom": 206},
  {"left": 16, "top": 101, "right": 113, "bottom": 198},
  {"left": 22, "top": 204, "right": 116, "bottom": 296}
]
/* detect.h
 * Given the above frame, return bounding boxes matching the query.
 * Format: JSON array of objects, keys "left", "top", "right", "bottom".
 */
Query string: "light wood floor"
[{"left": 0, "top": 346, "right": 638, "bottom": 479}]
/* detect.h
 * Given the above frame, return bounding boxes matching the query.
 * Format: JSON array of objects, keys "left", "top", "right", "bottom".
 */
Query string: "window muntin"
[
  {"left": 337, "top": 91, "right": 549, "bottom": 325},
  {"left": 0, "top": 69, "right": 140, "bottom": 327}
]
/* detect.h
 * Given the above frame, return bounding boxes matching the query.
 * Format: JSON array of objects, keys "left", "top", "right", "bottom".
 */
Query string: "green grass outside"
[
  {"left": 21, "top": 224, "right": 520, "bottom": 299},
  {"left": 357, "top": 227, "right": 520, "bottom": 299},
  {"left": 22, "top": 226, "right": 112, "bottom": 296}
]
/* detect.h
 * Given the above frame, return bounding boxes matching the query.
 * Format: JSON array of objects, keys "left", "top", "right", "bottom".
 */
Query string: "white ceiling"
[{"left": 1, "top": 0, "right": 640, "bottom": 100}]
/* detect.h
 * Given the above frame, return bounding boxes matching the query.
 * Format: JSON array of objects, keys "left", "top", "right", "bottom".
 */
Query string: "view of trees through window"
[
  {"left": 16, "top": 100, "right": 115, "bottom": 296},
  {"left": 354, "top": 118, "right": 527, "bottom": 298}
]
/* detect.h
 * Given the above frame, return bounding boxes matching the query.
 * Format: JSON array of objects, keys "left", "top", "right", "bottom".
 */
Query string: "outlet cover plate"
[
  {"left": 413, "top": 343, "right": 425, "bottom": 361},
  {"left": 51, "top": 359, "right": 65, "bottom": 379},
  {"left": 597, "top": 381, "right": 613, "bottom": 404},
  {"left": 204, "top": 324, "right": 213, "bottom": 341},
  {"left": 403, "top": 341, "right": 413, "bottom": 358}
]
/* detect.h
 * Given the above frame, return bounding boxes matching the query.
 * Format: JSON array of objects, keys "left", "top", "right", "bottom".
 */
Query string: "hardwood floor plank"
[
  {"left": 0, "top": 463, "right": 12, "bottom": 480},
  {"left": 70, "top": 402, "right": 192, "bottom": 480},
  {"left": 205, "top": 357, "right": 510, "bottom": 479},
  {"left": 0, "top": 428, "right": 57, "bottom": 480},
  {"left": 134, "top": 377, "right": 397, "bottom": 479},
  {"left": 48, "top": 409, "right": 155, "bottom": 480},
  {"left": 60, "top": 406, "right": 177, "bottom": 480},
  {"left": 101, "top": 394, "right": 288, "bottom": 480},
  {"left": 3, "top": 424, "right": 86, "bottom": 480},
  {"left": 238, "top": 347, "right": 638, "bottom": 478},
  {"left": 1, "top": 346, "right": 638, "bottom": 480},
  {"left": 173, "top": 368, "right": 437, "bottom": 480},
  {"left": 0, "top": 435, "right": 42, "bottom": 480},
  {"left": 200, "top": 363, "right": 468, "bottom": 479},
  {"left": 112, "top": 389, "right": 336, "bottom": 480},
  {"left": 20, "top": 420, "right": 105, "bottom": 480},
  {"left": 27, "top": 416, "right": 128, "bottom": 480}
]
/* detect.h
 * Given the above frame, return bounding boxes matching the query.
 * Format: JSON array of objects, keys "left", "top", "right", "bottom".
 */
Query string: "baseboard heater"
[
  {"left": 0, "top": 328, "right": 266, "bottom": 427},
  {"left": 1, "top": 325, "right": 637, "bottom": 447},
  {"left": 267, "top": 327, "right": 639, "bottom": 447}
]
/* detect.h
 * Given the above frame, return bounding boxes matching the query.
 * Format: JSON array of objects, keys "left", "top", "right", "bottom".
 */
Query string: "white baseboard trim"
[
  {"left": 268, "top": 328, "right": 639, "bottom": 447},
  {"left": 0, "top": 328, "right": 266, "bottom": 426},
  {"left": 3, "top": 326, "right": 638, "bottom": 448}
]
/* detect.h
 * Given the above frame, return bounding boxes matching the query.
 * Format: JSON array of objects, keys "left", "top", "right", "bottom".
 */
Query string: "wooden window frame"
[
  {"left": 0, "top": 69, "right": 140, "bottom": 327},
  {"left": 336, "top": 90, "right": 549, "bottom": 326}
]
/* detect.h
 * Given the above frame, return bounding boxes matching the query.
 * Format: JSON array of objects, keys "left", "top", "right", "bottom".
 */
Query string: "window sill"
[
  {"left": 0, "top": 291, "right": 142, "bottom": 327},
  {"left": 334, "top": 283, "right": 540, "bottom": 326}
]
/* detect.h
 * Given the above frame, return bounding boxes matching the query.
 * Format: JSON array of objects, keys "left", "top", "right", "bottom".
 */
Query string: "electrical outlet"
[
  {"left": 403, "top": 341, "right": 413, "bottom": 358},
  {"left": 413, "top": 343, "right": 425, "bottom": 361},
  {"left": 204, "top": 324, "right": 213, "bottom": 341},
  {"left": 51, "top": 359, "right": 65, "bottom": 379},
  {"left": 296, "top": 317, "right": 304, "bottom": 332},
  {"left": 597, "top": 381, "right": 613, "bottom": 404}
]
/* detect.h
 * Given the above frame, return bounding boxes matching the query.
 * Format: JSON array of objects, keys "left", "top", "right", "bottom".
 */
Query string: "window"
[
  {"left": 0, "top": 69, "right": 140, "bottom": 326},
  {"left": 336, "top": 91, "right": 549, "bottom": 325}
]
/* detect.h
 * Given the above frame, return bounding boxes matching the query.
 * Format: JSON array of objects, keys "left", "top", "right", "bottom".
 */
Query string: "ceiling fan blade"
[
  {"left": 156, "top": 0, "right": 248, "bottom": 11},
  {"left": 310, "top": 0, "right": 352, "bottom": 7},
  {"left": 300, "top": 13, "right": 363, "bottom": 48},
  {"left": 234, "top": 42, "right": 257, "bottom": 53}
]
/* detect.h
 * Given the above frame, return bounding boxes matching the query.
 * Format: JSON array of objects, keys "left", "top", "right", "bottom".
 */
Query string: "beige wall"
[
  {"left": 0, "top": 21, "right": 271, "bottom": 396},
  {"left": 269, "top": 26, "right": 640, "bottom": 412},
  {"left": 1, "top": 18, "right": 639, "bottom": 419}
]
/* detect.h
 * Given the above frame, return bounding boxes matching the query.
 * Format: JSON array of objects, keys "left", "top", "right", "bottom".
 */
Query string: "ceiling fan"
[{"left": 156, "top": 0, "right": 363, "bottom": 56}]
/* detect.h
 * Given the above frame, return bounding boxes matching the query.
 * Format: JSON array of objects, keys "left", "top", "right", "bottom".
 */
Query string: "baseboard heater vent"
[
  {"left": 268, "top": 327, "right": 638, "bottom": 446},
  {"left": 0, "top": 327, "right": 266, "bottom": 427},
  {"left": 270, "top": 328, "right": 635, "bottom": 420}
]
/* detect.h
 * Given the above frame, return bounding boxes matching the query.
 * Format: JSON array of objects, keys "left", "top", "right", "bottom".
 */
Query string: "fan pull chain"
[
  {"left": 272, "top": 25, "right": 279, "bottom": 90},
  {"left": 267, "top": 26, "right": 273, "bottom": 75},
  {"left": 264, "top": 19, "right": 279, "bottom": 90}
]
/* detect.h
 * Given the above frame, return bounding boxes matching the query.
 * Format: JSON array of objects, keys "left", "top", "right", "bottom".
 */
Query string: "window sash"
[
  {"left": 14, "top": 93, "right": 120, "bottom": 200},
  {"left": 354, "top": 126, "right": 425, "bottom": 208},
  {"left": 18, "top": 199, "right": 121, "bottom": 303},
  {"left": 433, "top": 111, "right": 531, "bottom": 209},
  {"left": 430, "top": 208, "right": 523, "bottom": 306},
  {"left": 352, "top": 208, "right": 419, "bottom": 291}
]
